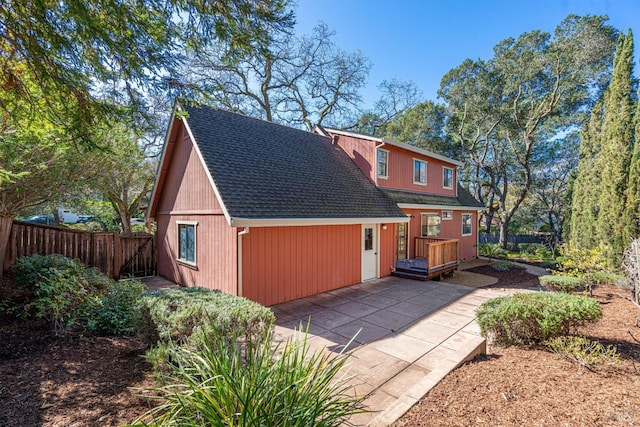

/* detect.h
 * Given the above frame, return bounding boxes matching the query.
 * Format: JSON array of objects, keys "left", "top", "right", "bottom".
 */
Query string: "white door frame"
[{"left": 361, "top": 224, "right": 379, "bottom": 281}]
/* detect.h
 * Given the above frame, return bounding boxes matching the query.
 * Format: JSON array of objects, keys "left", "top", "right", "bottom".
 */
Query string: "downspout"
[
  {"left": 373, "top": 141, "right": 386, "bottom": 271},
  {"left": 237, "top": 227, "right": 250, "bottom": 297}
]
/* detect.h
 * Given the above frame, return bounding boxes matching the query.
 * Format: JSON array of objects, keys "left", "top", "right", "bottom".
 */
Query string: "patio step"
[{"left": 391, "top": 269, "right": 428, "bottom": 280}]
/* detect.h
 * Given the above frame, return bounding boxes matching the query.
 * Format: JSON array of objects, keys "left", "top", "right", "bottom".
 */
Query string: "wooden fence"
[{"left": 2, "top": 220, "right": 155, "bottom": 279}]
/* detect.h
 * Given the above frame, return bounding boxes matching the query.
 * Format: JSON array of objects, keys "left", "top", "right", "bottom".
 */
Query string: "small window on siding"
[
  {"left": 414, "top": 159, "right": 427, "bottom": 185},
  {"left": 421, "top": 213, "right": 441, "bottom": 237},
  {"left": 462, "top": 213, "right": 473, "bottom": 236},
  {"left": 443, "top": 167, "right": 454, "bottom": 189},
  {"left": 177, "top": 222, "right": 197, "bottom": 265},
  {"left": 442, "top": 210, "right": 453, "bottom": 220},
  {"left": 377, "top": 149, "right": 389, "bottom": 179}
]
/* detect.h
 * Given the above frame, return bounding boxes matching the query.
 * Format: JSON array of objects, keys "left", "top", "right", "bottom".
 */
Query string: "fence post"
[
  {"left": 0, "top": 217, "right": 13, "bottom": 278},
  {"left": 113, "top": 233, "right": 121, "bottom": 280}
]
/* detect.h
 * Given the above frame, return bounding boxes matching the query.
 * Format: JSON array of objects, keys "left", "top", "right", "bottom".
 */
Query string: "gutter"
[{"left": 237, "top": 227, "right": 250, "bottom": 297}]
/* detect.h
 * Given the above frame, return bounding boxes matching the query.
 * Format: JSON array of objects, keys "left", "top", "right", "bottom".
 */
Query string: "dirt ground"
[
  {"left": 0, "top": 315, "right": 154, "bottom": 426},
  {"left": 396, "top": 268, "right": 640, "bottom": 427},
  {"left": 1, "top": 267, "right": 638, "bottom": 426}
]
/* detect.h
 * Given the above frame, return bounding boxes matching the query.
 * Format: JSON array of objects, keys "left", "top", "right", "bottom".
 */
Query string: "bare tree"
[{"left": 184, "top": 23, "right": 371, "bottom": 129}]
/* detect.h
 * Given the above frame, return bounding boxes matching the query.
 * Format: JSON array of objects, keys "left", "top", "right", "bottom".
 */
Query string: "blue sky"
[{"left": 295, "top": 0, "right": 640, "bottom": 108}]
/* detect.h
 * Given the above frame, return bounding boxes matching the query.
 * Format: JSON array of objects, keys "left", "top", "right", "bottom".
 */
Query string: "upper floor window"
[
  {"left": 421, "top": 213, "right": 441, "bottom": 237},
  {"left": 377, "top": 149, "right": 389, "bottom": 179},
  {"left": 462, "top": 213, "right": 473, "bottom": 236},
  {"left": 177, "top": 221, "right": 197, "bottom": 265},
  {"left": 413, "top": 159, "right": 427, "bottom": 185},
  {"left": 442, "top": 210, "right": 453, "bottom": 220},
  {"left": 443, "top": 167, "right": 454, "bottom": 189}
]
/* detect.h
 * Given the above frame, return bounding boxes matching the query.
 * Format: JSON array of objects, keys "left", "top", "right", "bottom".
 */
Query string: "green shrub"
[
  {"left": 585, "top": 271, "right": 627, "bottom": 286},
  {"left": 476, "top": 292, "right": 602, "bottom": 346},
  {"left": 86, "top": 279, "right": 146, "bottom": 335},
  {"left": 135, "top": 287, "right": 275, "bottom": 354},
  {"left": 134, "top": 328, "right": 365, "bottom": 426},
  {"left": 545, "top": 336, "right": 620, "bottom": 367},
  {"left": 11, "top": 254, "right": 132, "bottom": 335},
  {"left": 539, "top": 275, "right": 585, "bottom": 293},
  {"left": 479, "top": 243, "right": 507, "bottom": 258},
  {"left": 28, "top": 264, "right": 99, "bottom": 335},
  {"left": 558, "top": 242, "right": 614, "bottom": 276},
  {"left": 490, "top": 260, "right": 522, "bottom": 272}
]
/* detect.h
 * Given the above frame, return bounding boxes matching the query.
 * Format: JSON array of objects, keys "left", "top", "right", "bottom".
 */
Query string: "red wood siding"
[
  {"left": 402, "top": 208, "right": 477, "bottom": 261},
  {"left": 156, "top": 122, "right": 237, "bottom": 294},
  {"left": 379, "top": 145, "right": 457, "bottom": 196},
  {"left": 157, "top": 125, "right": 223, "bottom": 214},
  {"left": 157, "top": 214, "right": 237, "bottom": 294},
  {"left": 334, "top": 134, "right": 376, "bottom": 182},
  {"left": 241, "top": 225, "right": 361, "bottom": 306},
  {"left": 379, "top": 224, "right": 396, "bottom": 277}
]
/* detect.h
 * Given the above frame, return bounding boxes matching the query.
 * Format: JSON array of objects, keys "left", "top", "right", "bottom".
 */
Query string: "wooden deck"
[{"left": 392, "top": 237, "right": 459, "bottom": 281}]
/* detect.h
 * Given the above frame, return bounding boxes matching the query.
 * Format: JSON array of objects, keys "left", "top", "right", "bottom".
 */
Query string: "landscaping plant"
[
  {"left": 135, "top": 287, "right": 275, "bottom": 370},
  {"left": 11, "top": 254, "right": 144, "bottom": 335},
  {"left": 134, "top": 327, "right": 364, "bottom": 426},
  {"left": 476, "top": 292, "right": 602, "bottom": 346},
  {"left": 545, "top": 336, "right": 620, "bottom": 368},
  {"left": 478, "top": 243, "right": 507, "bottom": 259},
  {"left": 539, "top": 275, "right": 585, "bottom": 293}
]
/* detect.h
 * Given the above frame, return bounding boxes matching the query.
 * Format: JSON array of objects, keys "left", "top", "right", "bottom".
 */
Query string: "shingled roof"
[
  {"left": 181, "top": 105, "right": 408, "bottom": 226},
  {"left": 381, "top": 186, "right": 484, "bottom": 210}
]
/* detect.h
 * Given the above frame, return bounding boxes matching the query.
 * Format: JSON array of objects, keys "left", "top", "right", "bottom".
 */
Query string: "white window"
[
  {"left": 462, "top": 213, "right": 473, "bottom": 236},
  {"left": 413, "top": 159, "right": 427, "bottom": 185},
  {"left": 442, "top": 210, "right": 453, "bottom": 220},
  {"left": 377, "top": 149, "right": 389, "bottom": 179},
  {"left": 421, "top": 213, "right": 441, "bottom": 237},
  {"left": 177, "top": 221, "right": 197, "bottom": 265},
  {"left": 443, "top": 167, "right": 454, "bottom": 189}
]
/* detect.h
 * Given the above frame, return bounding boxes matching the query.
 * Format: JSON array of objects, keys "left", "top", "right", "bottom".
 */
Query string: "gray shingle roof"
[
  {"left": 381, "top": 186, "right": 484, "bottom": 209},
  {"left": 183, "top": 105, "right": 407, "bottom": 221}
]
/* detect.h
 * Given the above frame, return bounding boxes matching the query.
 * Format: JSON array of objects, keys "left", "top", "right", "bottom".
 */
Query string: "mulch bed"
[
  {"left": 396, "top": 268, "right": 640, "bottom": 427},
  {"left": 0, "top": 314, "right": 154, "bottom": 427}
]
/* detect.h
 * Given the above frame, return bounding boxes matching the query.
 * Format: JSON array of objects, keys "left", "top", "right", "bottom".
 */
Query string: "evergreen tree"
[
  {"left": 569, "top": 99, "right": 604, "bottom": 249},
  {"left": 595, "top": 30, "right": 636, "bottom": 261},
  {"left": 622, "top": 88, "right": 640, "bottom": 244}
]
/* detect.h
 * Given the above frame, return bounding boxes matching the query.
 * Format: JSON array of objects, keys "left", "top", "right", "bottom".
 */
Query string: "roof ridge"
[{"left": 182, "top": 103, "right": 332, "bottom": 143}]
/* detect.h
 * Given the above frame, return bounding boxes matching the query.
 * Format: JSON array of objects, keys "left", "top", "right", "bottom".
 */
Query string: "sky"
[{"left": 295, "top": 0, "right": 640, "bottom": 108}]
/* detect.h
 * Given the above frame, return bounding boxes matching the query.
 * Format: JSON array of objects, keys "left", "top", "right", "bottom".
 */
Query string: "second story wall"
[
  {"left": 334, "top": 134, "right": 377, "bottom": 182},
  {"left": 377, "top": 144, "right": 458, "bottom": 196}
]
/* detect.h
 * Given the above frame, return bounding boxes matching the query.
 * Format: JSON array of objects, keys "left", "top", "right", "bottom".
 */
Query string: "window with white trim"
[
  {"left": 462, "top": 213, "right": 473, "bottom": 236},
  {"left": 413, "top": 159, "right": 427, "bottom": 185},
  {"left": 442, "top": 210, "right": 453, "bottom": 220},
  {"left": 443, "top": 167, "right": 454, "bottom": 189},
  {"left": 177, "top": 221, "right": 197, "bottom": 264},
  {"left": 421, "top": 213, "right": 441, "bottom": 237},
  {"left": 377, "top": 149, "right": 389, "bottom": 179}
]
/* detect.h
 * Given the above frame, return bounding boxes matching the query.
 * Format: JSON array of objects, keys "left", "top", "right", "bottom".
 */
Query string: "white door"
[{"left": 361, "top": 224, "right": 377, "bottom": 281}]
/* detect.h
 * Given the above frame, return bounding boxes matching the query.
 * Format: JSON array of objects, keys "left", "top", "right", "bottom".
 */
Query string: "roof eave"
[
  {"left": 229, "top": 216, "right": 409, "bottom": 227},
  {"left": 323, "top": 127, "right": 464, "bottom": 167},
  {"left": 397, "top": 203, "right": 484, "bottom": 211}
]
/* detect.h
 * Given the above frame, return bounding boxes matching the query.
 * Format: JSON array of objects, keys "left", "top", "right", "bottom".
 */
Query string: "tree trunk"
[
  {"left": 0, "top": 217, "right": 13, "bottom": 278},
  {"left": 499, "top": 221, "right": 509, "bottom": 250}
]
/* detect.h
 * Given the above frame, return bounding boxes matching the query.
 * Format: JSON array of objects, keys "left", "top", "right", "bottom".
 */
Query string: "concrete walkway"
[{"left": 271, "top": 275, "right": 524, "bottom": 426}]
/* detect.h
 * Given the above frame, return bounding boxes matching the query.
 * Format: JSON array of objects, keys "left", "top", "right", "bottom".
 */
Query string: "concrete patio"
[{"left": 270, "top": 273, "right": 523, "bottom": 426}]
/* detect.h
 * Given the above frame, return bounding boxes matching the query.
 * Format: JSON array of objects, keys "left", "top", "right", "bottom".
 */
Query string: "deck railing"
[{"left": 414, "top": 237, "right": 459, "bottom": 271}]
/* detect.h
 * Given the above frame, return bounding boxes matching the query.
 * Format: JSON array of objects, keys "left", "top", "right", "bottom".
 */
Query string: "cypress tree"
[
  {"left": 570, "top": 99, "right": 604, "bottom": 249},
  {"left": 595, "top": 30, "right": 635, "bottom": 261},
  {"left": 622, "top": 87, "right": 640, "bottom": 245}
]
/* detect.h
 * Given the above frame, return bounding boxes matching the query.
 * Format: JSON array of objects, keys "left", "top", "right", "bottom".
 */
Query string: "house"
[{"left": 148, "top": 105, "right": 483, "bottom": 306}]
